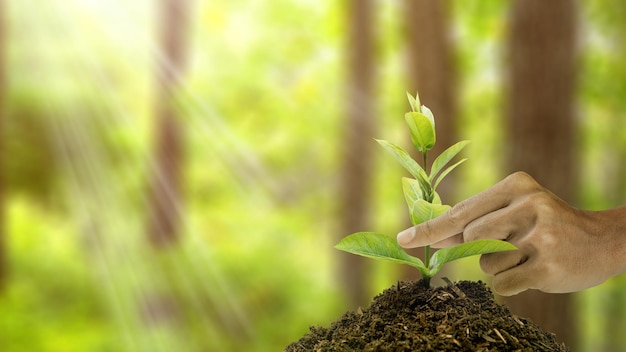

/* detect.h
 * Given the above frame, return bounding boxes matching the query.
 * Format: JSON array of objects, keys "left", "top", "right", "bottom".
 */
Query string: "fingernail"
[{"left": 397, "top": 228, "right": 415, "bottom": 246}]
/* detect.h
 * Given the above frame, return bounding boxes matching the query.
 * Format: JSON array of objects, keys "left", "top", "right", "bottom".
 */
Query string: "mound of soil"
[{"left": 286, "top": 280, "right": 568, "bottom": 351}]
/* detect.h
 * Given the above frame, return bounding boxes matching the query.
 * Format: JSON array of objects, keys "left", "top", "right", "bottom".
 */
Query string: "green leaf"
[
  {"left": 405, "top": 112, "right": 436, "bottom": 152},
  {"left": 411, "top": 199, "right": 451, "bottom": 224},
  {"left": 406, "top": 92, "right": 418, "bottom": 112},
  {"left": 432, "top": 191, "right": 443, "bottom": 205},
  {"left": 414, "top": 92, "right": 421, "bottom": 109},
  {"left": 420, "top": 105, "right": 435, "bottom": 127},
  {"left": 335, "top": 232, "right": 429, "bottom": 277},
  {"left": 376, "top": 139, "right": 427, "bottom": 180},
  {"left": 429, "top": 240, "right": 518, "bottom": 276},
  {"left": 433, "top": 158, "right": 467, "bottom": 190},
  {"left": 402, "top": 177, "right": 422, "bottom": 212},
  {"left": 430, "top": 140, "right": 470, "bottom": 181},
  {"left": 406, "top": 91, "right": 421, "bottom": 112},
  {"left": 416, "top": 170, "right": 434, "bottom": 202}
]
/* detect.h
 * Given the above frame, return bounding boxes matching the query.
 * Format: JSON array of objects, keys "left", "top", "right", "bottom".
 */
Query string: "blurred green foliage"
[{"left": 1, "top": 0, "right": 626, "bottom": 351}]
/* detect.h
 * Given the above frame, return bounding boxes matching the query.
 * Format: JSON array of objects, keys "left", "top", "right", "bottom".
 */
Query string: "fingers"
[
  {"left": 462, "top": 203, "right": 534, "bottom": 243},
  {"left": 487, "top": 252, "right": 565, "bottom": 296},
  {"left": 397, "top": 172, "right": 542, "bottom": 248},
  {"left": 480, "top": 250, "right": 529, "bottom": 276},
  {"left": 480, "top": 248, "right": 536, "bottom": 296},
  {"left": 430, "top": 233, "right": 464, "bottom": 248},
  {"left": 427, "top": 205, "right": 523, "bottom": 248},
  {"left": 490, "top": 256, "right": 547, "bottom": 296},
  {"left": 491, "top": 264, "right": 535, "bottom": 296},
  {"left": 397, "top": 192, "right": 507, "bottom": 247}
]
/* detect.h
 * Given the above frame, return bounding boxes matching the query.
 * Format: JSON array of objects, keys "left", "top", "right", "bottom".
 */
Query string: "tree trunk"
[
  {"left": 402, "top": 0, "right": 458, "bottom": 281},
  {"left": 0, "top": 0, "right": 5, "bottom": 290},
  {"left": 147, "top": 0, "right": 189, "bottom": 247},
  {"left": 338, "top": 0, "right": 376, "bottom": 308},
  {"left": 504, "top": 0, "right": 578, "bottom": 346}
]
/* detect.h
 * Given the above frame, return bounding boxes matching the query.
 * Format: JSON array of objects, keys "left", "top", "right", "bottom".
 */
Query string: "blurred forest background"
[{"left": 1, "top": 0, "right": 626, "bottom": 351}]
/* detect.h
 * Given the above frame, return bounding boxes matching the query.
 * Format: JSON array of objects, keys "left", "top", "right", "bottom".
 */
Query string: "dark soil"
[{"left": 286, "top": 280, "right": 568, "bottom": 351}]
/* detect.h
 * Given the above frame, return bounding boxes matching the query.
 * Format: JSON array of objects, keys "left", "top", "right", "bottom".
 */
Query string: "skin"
[{"left": 397, "top": 171, "right": 626, "bottom": 296}]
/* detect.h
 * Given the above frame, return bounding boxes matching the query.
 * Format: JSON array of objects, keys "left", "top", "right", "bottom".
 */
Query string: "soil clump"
[{"left": 286, "top": 280, "right": 568, "bottom": 351}]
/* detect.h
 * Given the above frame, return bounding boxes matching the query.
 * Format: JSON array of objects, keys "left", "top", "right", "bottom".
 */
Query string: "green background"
[{"left": 2, "top": 0, "right": 625, "bottom": 351}]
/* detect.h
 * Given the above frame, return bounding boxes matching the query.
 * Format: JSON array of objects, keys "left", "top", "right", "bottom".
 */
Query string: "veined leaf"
[
  {"left": 415, "top": 168, "right": 433, "bottom": 202},
  {"left": 402, "top": 177, "right": 422, "bottom": 212},
  {"left": 433, "top": 158, "right": 467, "bottom": 190},
  {"left": 411, "top": 199, "right": 451, "bottom": 224},
  {"left": 376, "top": 139, "right": 426, "bottom": 180},
  {"left": 405, "top": 112, "right": 436, "bottom": 152},
  {"left": 412, "top": 168, "right": 433, "bottom": 203},
  {"left": 430, "top": 140, "right": 470, "bottom": 181},
  {"left": 429, "top": 240, "right": 517, "bottom": 276},
  {"left": 335, "top": 232, "right": 429, "bottom": 277}
]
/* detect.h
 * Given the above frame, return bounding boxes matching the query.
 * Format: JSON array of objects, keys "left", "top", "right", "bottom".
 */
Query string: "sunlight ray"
[
  {"left": 115, "top": 1, "right": 285, "bottom": 200},
  {"left": 58, "top": 1, "right": 256, "bottom": 336},
  {"left": 26, "top": 0, "right": 259, "bottom": 349},
  {"left": 69, "top": 0, "right": 284, "bottom": 200}
]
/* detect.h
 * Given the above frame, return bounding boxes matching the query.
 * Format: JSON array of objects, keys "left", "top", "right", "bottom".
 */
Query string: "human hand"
[{"left": 396, "top": 172, "right": 626, "bottom": 296}]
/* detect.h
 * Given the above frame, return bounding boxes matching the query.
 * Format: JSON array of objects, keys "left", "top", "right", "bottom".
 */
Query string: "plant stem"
[
  {"left": 423, "top": 246, "right": 432, "bottom": 287},
  {"left": 422, "top": 149, "right": 431, "bottom": 282}
]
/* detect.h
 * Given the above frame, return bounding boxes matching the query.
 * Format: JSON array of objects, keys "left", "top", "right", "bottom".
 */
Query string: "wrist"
[{"left": 592, "top": 205, "right": 626, "bottom": 277}]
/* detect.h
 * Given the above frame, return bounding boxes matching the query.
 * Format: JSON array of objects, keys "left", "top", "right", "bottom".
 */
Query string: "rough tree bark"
[
  {"left": 338, "top": 0, "right": 376, "bottom": 308},
  {"left": 402, "top": 0, "right": 458, "bottom": 281},
  {"left": 504, "top": 0, "right": 578, "bottom": 346},
  {"left": 147, "top": 0, "right": 189, "bottom": 247}
]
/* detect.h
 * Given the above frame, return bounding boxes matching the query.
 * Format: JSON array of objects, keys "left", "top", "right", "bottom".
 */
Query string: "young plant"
[{"left": 335, "top": 92, "right": 516, "bottom": 287}]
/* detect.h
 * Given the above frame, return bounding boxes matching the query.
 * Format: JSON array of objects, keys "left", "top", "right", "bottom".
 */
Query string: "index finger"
[{"left": 396, "top": 172, "right": 538, "bottom": 248}]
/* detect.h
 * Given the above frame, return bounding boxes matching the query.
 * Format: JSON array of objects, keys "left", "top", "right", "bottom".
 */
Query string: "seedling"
[{"left": 335, "top": 92, "right": 516, "bottom": 287}]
